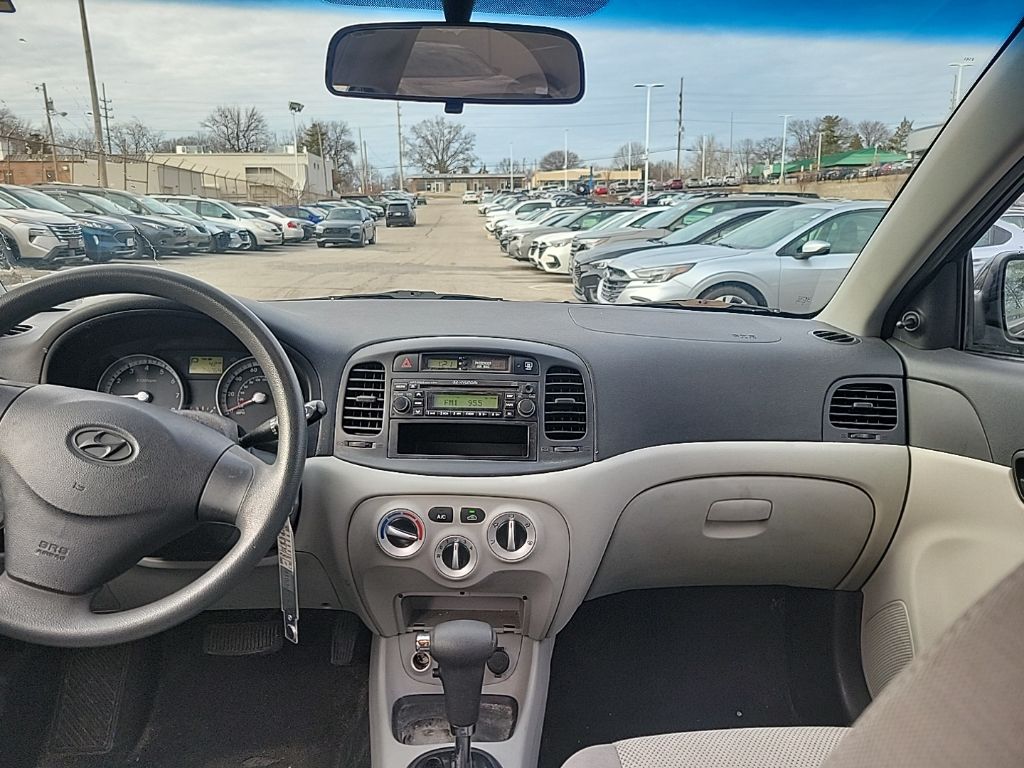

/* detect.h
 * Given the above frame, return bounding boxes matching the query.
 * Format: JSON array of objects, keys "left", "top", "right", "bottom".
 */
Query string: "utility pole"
[
  {"left": 779, "top": 114, "right": 791, "bottom": 185},
  {"left": 396, "top": 103, "right": 405, "bottom": 191},
  {"left": 508, "top": 143, "right": 513, "bottom": 191},
  {"left": 700, "top": 134, "right": 707, "bottom": 181},
  {"left": 316, "top": 122, "right": 330, "bottom": 195},
  {"left": 99, "top": 83, "right": 113, "bottom": 155},
  {"left": 675, "top": 77, "right": 684, "bottom": 179},
  {"left": 563, "top": 128, "right": 568, "bottom": 190},
  {"left": 77, "top": 0, "right": 107, "bottom": 186},
  {"left": 39, "top": 83, "right": 59, "bottom": 181},
  {"left": 288, "top": 101, "right": 304, "bottom": 202},
  {"left": 627, "top": 142, "right": 632, "bottom": 186},
  {"left": 728, "top": 112, "right": 734, "bottom": 177},
  {"left": 816, "top": 131, "right": 823, "bottom": 173}
]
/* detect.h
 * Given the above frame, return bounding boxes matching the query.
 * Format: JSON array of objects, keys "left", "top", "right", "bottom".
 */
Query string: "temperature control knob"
[
  {"left": 434, "top": 535, "right": 476, "bottom": 580},
  {"left": 377, "top": 509, "right": 425, "bottom": 558},
  {"left": 392, "top": 394, "right": 412, "bottom": 414},
  {"left": 487, "top": 512, "right": 536, "bottom": 563}
]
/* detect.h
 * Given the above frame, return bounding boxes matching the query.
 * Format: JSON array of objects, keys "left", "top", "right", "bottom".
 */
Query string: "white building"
[{"left": 148, "top": 148, "right": 334, "bottom": 198}]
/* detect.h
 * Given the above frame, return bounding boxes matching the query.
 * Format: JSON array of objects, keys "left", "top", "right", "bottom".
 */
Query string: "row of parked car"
[
  {"left": 0, "top": 186, "right": 426, "bottom": 268},
  {"left": 479, "top": 188, "right": 1024, "bottom": 313}
]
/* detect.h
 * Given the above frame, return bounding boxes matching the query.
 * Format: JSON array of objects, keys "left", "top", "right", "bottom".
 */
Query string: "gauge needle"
[
  {"left": 226, "top": 392, "right": 269, "bottom": 413},
  {"left": 119, "top": 391, "right": 152, "bottom": 403}
]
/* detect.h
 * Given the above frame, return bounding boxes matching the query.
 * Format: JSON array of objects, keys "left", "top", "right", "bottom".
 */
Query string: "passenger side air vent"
[
  {"left": 544, "top": 366, "right": 587, "bottom": 440},
  {"left": 342, "top": 362, "right": 386, "bottom": 435},
  {"left": 811, "top": 328, "right": 859, "bottom": 345},
  {"left": 1, "top": 324, "right": 31, "bottom": 338},
  {"left": 828, "top": 382, "right": 898, "bottom": 431}
]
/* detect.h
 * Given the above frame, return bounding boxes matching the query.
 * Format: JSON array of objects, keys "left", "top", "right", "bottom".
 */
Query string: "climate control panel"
[{"left": 351, "top": 495, "right": 571, "bottom": 640}]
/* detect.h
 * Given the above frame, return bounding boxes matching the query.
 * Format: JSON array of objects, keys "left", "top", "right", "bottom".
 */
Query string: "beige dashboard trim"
[{"left": 298, "top": 441, "right": 909, "bottom": 636}]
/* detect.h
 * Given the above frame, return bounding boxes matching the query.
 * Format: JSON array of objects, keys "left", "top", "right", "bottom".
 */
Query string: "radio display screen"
[
  {"left": 425, "top": 357, "right": 459, "bottom": 370},
  {"left": 430, "top": 392, "right": 500, "bottom": 410}
]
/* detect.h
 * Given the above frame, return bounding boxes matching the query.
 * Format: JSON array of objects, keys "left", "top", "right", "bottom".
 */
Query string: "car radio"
[{"left": 391, "top": 380, "right": 537, "bottom": 420}]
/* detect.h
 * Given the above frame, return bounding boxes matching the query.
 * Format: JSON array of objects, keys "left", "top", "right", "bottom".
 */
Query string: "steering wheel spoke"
[{"left": 198, "top": 445, "right": 278, "bottom": 530}]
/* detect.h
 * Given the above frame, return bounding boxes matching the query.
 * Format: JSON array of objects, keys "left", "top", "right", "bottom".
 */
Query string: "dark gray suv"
[{"left": 315, "top": 206, "right": 377, "bottom": 247}]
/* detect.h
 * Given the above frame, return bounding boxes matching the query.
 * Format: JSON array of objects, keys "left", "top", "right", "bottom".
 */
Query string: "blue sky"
[{"left": 2, "top": 0, "right": 1019, "bottom": 173}]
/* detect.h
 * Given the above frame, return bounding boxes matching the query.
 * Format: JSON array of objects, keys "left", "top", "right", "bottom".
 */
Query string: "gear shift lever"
[{"left": 421, "top": 620, "right": 496, "bottom": 768}]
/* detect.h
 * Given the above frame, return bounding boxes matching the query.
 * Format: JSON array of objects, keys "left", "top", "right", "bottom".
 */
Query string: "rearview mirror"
[{"left": 325, "top": 22, "right": 585, "bottom": 111}]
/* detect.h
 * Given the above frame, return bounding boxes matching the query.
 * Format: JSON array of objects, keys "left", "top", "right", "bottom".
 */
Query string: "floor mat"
[
  {"left": 538, "top": 587, "right": 867, "bottom": 768},
  {"left": 20, "top": 609, "right": 371, "bottom": 768}
]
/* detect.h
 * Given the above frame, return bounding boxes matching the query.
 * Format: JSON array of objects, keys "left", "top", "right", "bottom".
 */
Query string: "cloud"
[{"left": 0, "top": 0, "right": 1002, "bottom": 171}]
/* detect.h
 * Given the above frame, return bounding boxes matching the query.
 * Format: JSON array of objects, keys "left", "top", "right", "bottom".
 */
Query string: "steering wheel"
[{"left": 0, "top": 266, "right": 306, "bottom": 647}]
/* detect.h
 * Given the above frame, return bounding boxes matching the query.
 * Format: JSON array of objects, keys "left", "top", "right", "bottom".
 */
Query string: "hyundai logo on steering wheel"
[{"left": 70, "top": 427, "right": 136, "bottom": 463}]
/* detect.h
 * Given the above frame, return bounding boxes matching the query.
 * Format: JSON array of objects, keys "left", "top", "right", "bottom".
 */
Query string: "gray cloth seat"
[
  {"left": 563, "top": 727, "right": 848, "bottom": 768},
  {"left": 562, "top": 558, "right": 1024, "bottom": 768}
]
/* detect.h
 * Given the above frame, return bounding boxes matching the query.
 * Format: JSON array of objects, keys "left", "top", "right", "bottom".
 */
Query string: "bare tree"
[
  {"left": 689, "top": 135, "right": 725, "bottom": 178},
  {"left": 302, "top": 120, "right": 356, "bottom": 163},
  {"left": 201, "top": 105, "right": 270, "bottom": 152},
  {"left": 0, "top": 106, "right": 31, "bottom": 155},
  {"left": 787, "top": 119, "right": 820, "bottom": 161},
  {"left": 734, "top": 138, "right": 759, "bottom": 180},
  {"left": 405, "top": 117, "right": 476, "bottom": 174},
  {"left": 538, "top": 149, "right": 580, "bottom": 171},
  {"left": 155, "top": 134, "right": 207, "bottom": 153},
  {"left": 109, "top": 118, "right": 163, "bottom": 158},
  {"left": 855, "top": 120, "right": 891, "bottom": 150},
  {"left": 612, "top": 142, "right": 645, "bottom": 170},
  {"left": 753, "top": 136, "right": 783, "bottom": 167}
]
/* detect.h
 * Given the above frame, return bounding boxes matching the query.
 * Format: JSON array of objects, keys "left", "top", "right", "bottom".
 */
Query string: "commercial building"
[{"left": 148, "top": 147, "right": 334, "bottom": 198}]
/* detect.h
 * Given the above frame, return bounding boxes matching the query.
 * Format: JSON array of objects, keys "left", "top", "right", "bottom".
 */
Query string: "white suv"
[{"left": 154, "top": 195, "right": 284, "bottom": 248}]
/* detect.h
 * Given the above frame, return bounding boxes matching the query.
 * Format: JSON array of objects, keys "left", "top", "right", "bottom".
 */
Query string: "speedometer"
[
  {"left": 97, "top": 355, "right": 185, "bottom": 409},
  {"left": 217, "top": 357, "right": 274, "bottom": 432}
]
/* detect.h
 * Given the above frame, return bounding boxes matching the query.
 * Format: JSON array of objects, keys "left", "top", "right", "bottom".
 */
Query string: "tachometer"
[
  {"left": 217, "top": 357, "right": 274, "bottom": 432},
  {"left": 97, "top": 355, "right": 185, "bottom": 409}
]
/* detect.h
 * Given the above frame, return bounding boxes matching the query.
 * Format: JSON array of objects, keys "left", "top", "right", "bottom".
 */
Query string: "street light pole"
[
  {"left": 288, "top": 101, "right": 304, "bottom": 202},
  {"left": 949, "top": 57, "right": 975, "bottom": 111},
  {"left": 77, "top": 0, "right": 107, "bottom": 186},
  {"left": 509, "top": 142, "right": 514, "bottom": 191},
  {"left": 779, "top": 114, "right": 791, "bottom": 186},
  {"left": 634, "top": 83, "right": 664, "bottom": 205}
]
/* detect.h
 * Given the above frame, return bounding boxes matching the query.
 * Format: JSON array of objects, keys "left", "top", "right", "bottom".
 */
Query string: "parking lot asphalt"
[{"left": 126, "top": 197, "right": 575, "bottom": 303}]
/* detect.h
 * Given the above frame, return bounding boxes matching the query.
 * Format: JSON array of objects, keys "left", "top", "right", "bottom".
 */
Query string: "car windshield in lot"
[
  {"left": 327, "top": 208, "right": 362, "bottom": 220},
  {"left": 0, "top": 1, "right": 1018, "bottom": 312},
  {"left": 717, "top": 207, "right": 831, "bottom": 250}
]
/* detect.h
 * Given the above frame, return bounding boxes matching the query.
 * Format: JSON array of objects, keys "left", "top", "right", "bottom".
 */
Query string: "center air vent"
[
  {"left": 828, "top": 382, "right": 898, "bottom": 431},
  {"left": 812, "top": 328, "right": 859, "bottom": 345},
  {"left": 342, "top": 362, "right": 385, "bottom": 435},
  {"left": 544, "top": 366, "right": 587, "bottom": 440}
]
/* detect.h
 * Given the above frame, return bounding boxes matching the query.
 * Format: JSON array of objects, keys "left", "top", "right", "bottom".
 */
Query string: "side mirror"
[
  {"left": 325, "top": 22, "right": 585, "bottom": 112},
  {"left": 974, "top": 251, "right": 1024, "bottom": 345},
  {"left": 220, "top": 212, "right": 232, "bottom": 219},
  {"left": 796, "top": 240, "right": 831, "bottom": 259}
]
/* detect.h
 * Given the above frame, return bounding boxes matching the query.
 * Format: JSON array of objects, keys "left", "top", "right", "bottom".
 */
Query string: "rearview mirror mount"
[{"left": 325, "top": 22, "right": 585, "bottom": 113}]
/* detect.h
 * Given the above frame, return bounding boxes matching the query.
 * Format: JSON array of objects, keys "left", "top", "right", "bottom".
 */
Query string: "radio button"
[
  {"left": 393, "top": 382, "right": 409, "bottom": 391},
  {"left": 426, "top": 410, "right": 438, "bottom": 416},
  {"left": 516, "top": 399, "right": 537, "bottom": 417},
  {"left": 504, "top": 392, "right": 516, "bottom": 401},
  {"left": 393, "top": 395, "right": 412, "bottom": 414},
  {"left": 413, "top": 408, "right": 424, "bottom": 416}
]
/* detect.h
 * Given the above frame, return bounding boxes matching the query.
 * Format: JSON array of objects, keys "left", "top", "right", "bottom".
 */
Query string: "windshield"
[
  {"left": 717, "top": 207, "right": 831, "bottom": 250},
  {"left": 327, "top": 208, "right": 362, "bottom": 220},
  {"left": 0, "top": 1, "right": 1017, "bottom": 314},
  {"left": 2, "top": 187, "right": 75, "bottom": 214},
  {"left": 80, "top": 193, "right": 133, "bottom": 216}
]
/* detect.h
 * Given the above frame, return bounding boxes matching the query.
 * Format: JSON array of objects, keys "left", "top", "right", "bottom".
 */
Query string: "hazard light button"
[{"left": 393, "top": 354, "right": 419, "bottom": 372}]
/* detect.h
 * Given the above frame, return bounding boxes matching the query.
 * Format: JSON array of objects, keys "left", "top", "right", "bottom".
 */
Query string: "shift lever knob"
[{"left": 430, "top": 620, "right": 497, "bottom": 729}]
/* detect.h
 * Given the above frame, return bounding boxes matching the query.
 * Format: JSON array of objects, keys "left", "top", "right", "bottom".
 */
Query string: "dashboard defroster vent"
[
  {"left": 544, "top": 366, "right": 587, "bottom": 440},
  {"left": 342, "top": 362, "right": 386, "bottom": 435},
  {"left": 1, "top": 324, "right": 32, "bottom": 338},
  {"left": 828, "top": 382, "right": 898, "bottom": 431},
  {"left": 811, "top": 328, "right": 859, "bottom": 345}
]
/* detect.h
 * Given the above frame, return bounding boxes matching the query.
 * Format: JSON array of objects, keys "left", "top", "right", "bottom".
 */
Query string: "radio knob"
[
  {"left": 516, "top": 399, "right": 536, "bottom": 417},
  {"left": 393, "top": 394, "right": 412, "bottom": 413}
]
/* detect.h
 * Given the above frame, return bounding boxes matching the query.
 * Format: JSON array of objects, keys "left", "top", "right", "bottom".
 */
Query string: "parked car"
[
  {"left": 385, "top": 199, "right": 417, "bottom": 227},
  {"left": 518, "top": 206, "right": 638, "bottom": 263},
  {"left": 0, "top": 195, "right": 87, "bottom": 266},
  {"left": 162, "top": 202, "right": 249, "bottom": 251},
  {"left": 0, "top": 184, "right": 138, "bottom": 263},
  {"left": 462, "top": 191, "right": 481, "bottom": 204},
  {"left": 536, "top": 208, "right": 670, "bottom": 274},
  {"left": 273, "top": 204, "right": 325, "bottom": 224},
  {"left": 571, "top": 207, "right": 779, "bottom": 302},
  {"left": 971, "top": 219, "right": 1024, "bottom": 276},
  {"left": 240, "top": 206, "right": 308, "bottom": 242},
  {"left": 597, "top": 201, "right": 887, "bottom": 311},
  {"left": 668, "top": 178, "right": 684, "bottom": 190},
  {"left": 46, "top": 185, "right": 209, "bottom": 255},
  {"left": 37, "top": 187, "right": 189, "bottom": 259},
  {"left": 315, "top": 205, "right": 376, "bottom": 247},
  {"left": 485, "top": 199, "right": 555, "bottom": 232},
  {"left": 154, "top": 194, "right": 284, "bottom": 249},
  {"left": 593, "top": 183, "right": 610, "bottom": 195}
]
